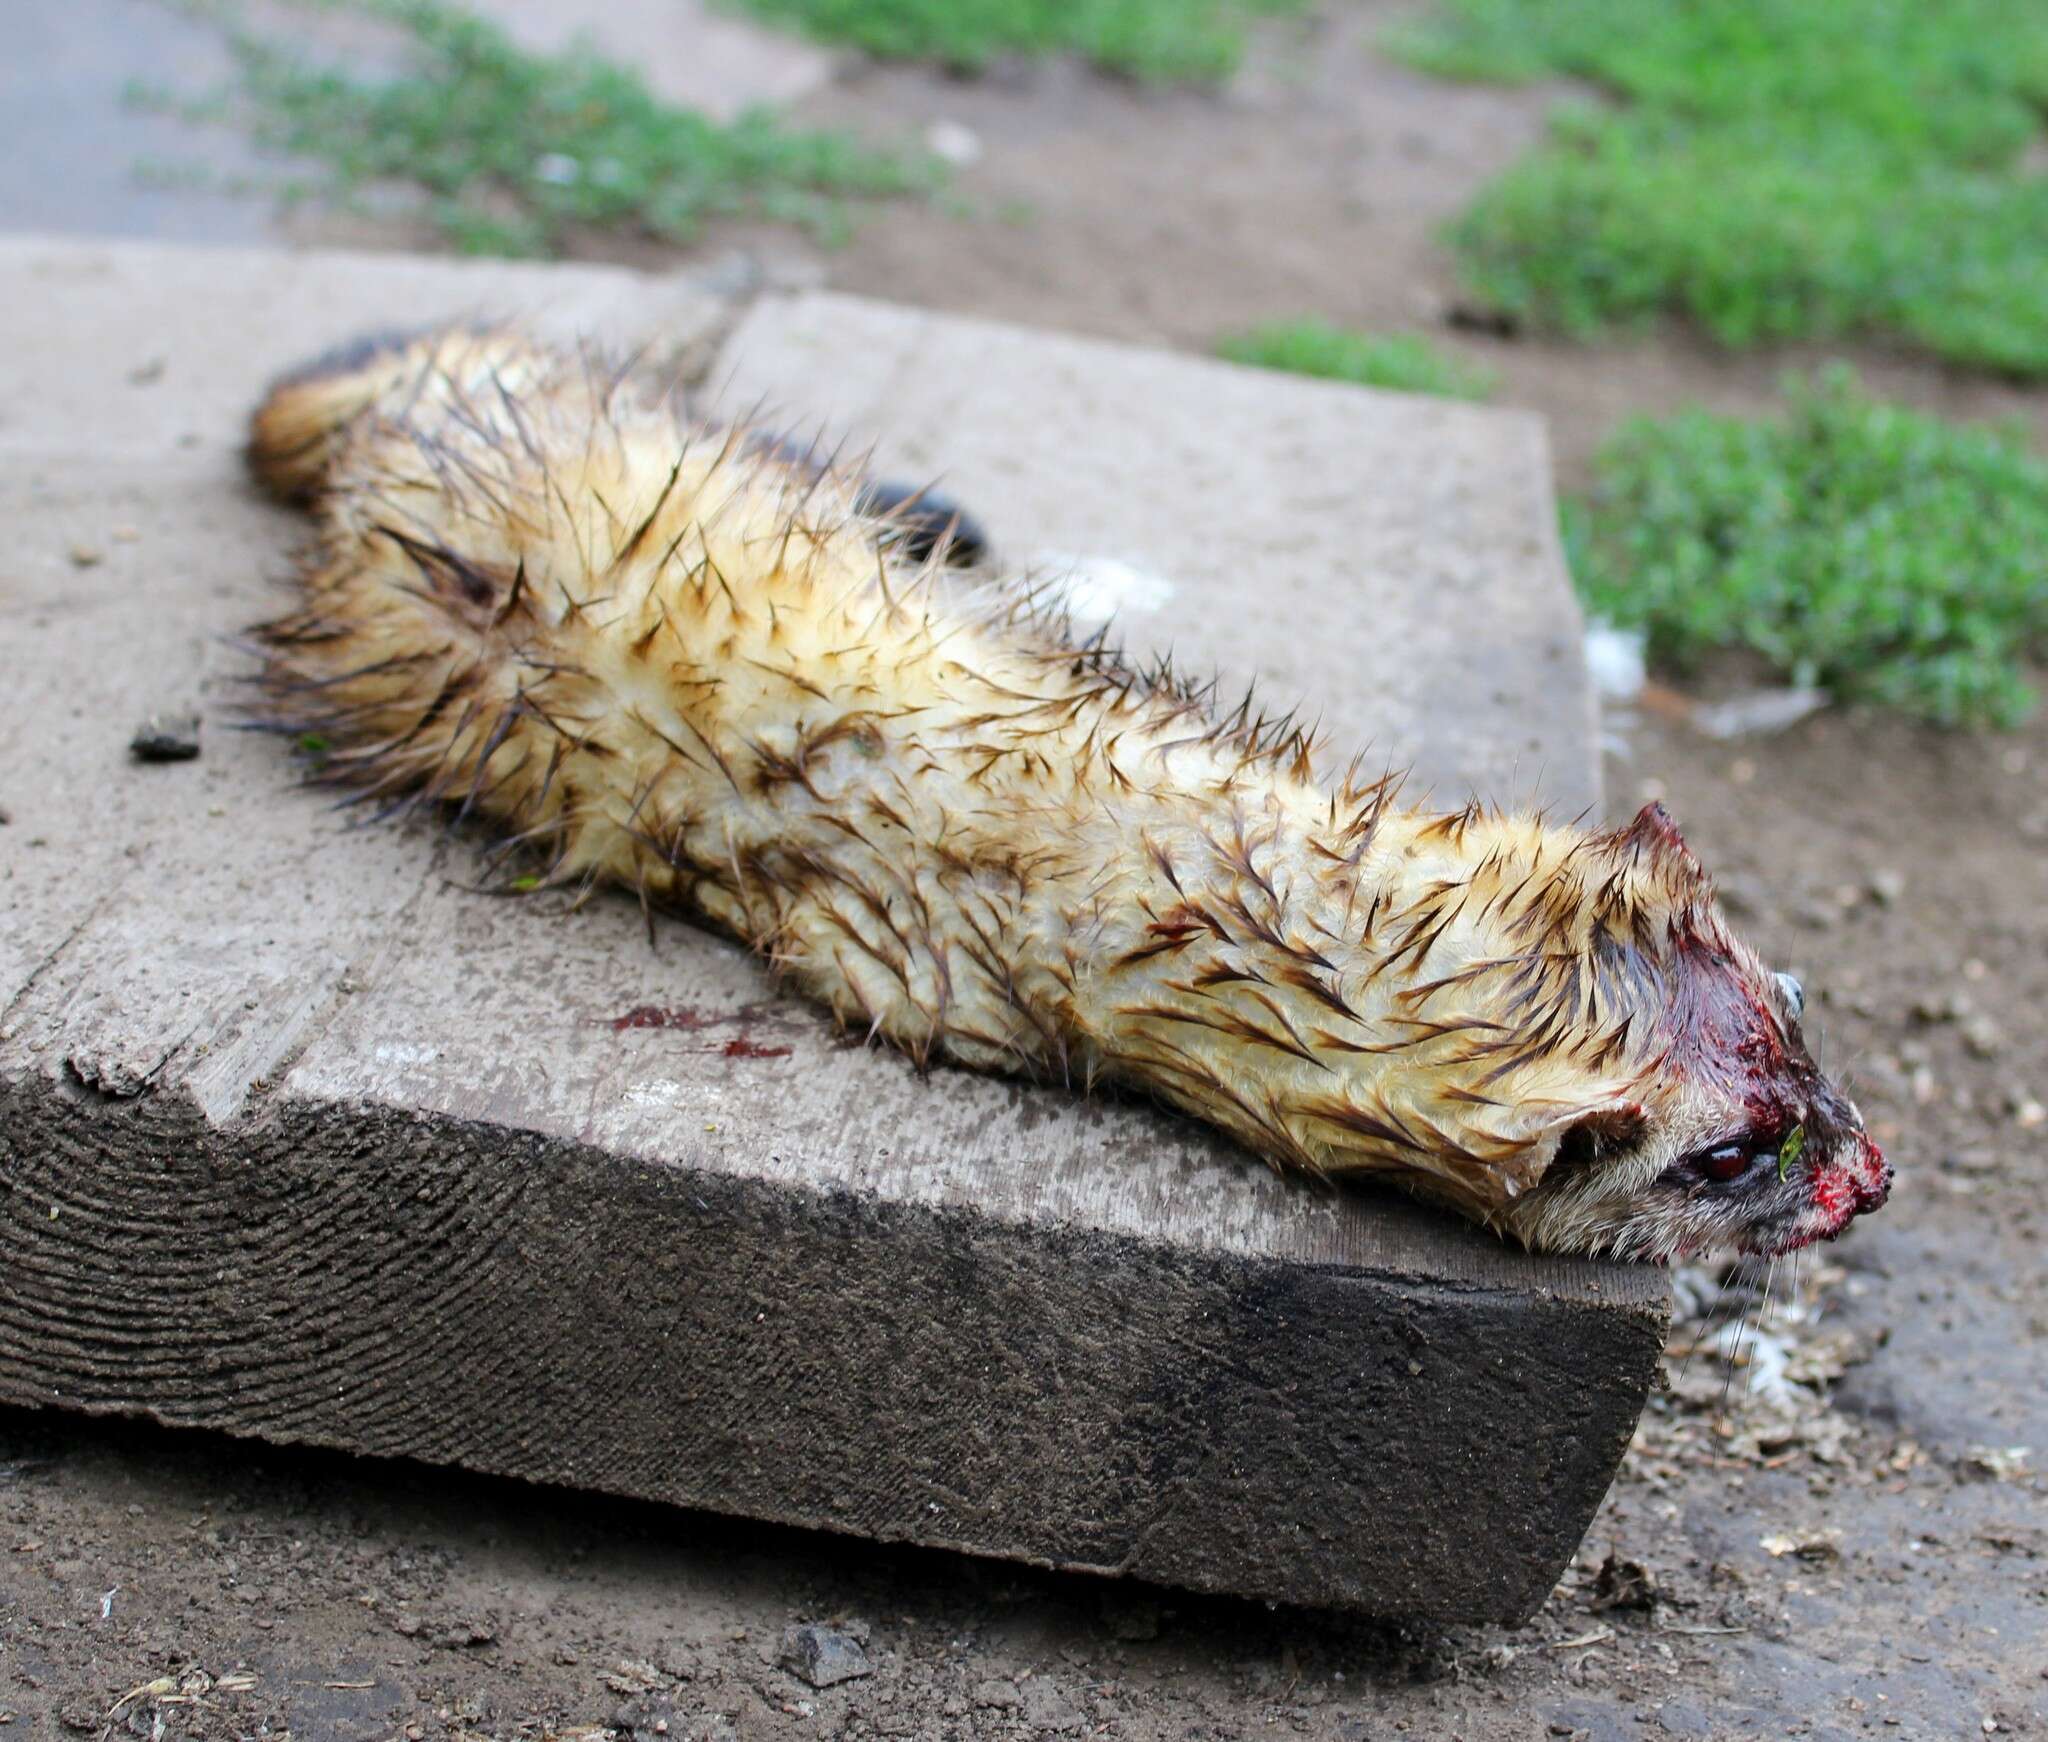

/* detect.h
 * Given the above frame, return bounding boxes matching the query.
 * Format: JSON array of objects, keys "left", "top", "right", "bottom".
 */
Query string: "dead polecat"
[{"left": 243, "top": 326, "right": 1891, "bottom": 1261}]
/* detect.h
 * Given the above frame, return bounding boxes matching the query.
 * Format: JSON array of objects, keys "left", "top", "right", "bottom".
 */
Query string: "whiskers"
[{"left": 1669, "top": 1248, "right": 1808, "bottom": 1410}]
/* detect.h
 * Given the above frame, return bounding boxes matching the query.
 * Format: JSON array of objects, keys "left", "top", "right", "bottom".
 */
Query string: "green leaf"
[{"left": 1778, "top": 1123, "right": 1806, "bottom": 1182}]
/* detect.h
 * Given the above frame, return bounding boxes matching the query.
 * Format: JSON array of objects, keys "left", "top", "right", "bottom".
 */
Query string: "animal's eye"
[
  {"left": 1775, "top": 970, "right": 1805, "bottom": 1020},
  {"left": 1699, "top": 1144, "right": 1753, "bottom": 1183}
]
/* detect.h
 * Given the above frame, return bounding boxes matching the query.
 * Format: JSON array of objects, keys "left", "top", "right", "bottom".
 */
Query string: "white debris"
[
  {"left": 1963, "top": 1445, "right": 2032, "bottom": 1482},
  {"left": 1583, "top": 622, "right": 1646, "bottom": 702},
  {"left": 1690, "top": 686, "right": 1830, "bottom": 739},
  {"left": 925, "top": 121, "right": 984, "bottom": 167}
]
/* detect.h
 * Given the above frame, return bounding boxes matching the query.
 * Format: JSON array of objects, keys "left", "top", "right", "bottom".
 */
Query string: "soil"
[{"left": 5, "top": 4, "right": 2048, "bottom": 1737}]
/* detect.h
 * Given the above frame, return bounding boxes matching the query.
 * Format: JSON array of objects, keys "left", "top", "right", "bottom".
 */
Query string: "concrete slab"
[{"left": 0, "top": 237, "right": 1662, "bottom": 1624}]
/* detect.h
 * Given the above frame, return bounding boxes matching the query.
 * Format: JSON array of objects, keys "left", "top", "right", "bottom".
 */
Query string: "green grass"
[
  {"left": 1568, "top": 371, "right": 2048, "bottom": 726},
  {"left": 1215, "top": 320, "right": 1496, "bottom": 399},
  {"left": 1389, "top": 0, "right": 2048, "bottom": 374},
  {"left": 723, "top": 0, "right": 1311, "bottom": 81},
  {"left": 135, "top": 0, "right": 934, "bottom": 256}
]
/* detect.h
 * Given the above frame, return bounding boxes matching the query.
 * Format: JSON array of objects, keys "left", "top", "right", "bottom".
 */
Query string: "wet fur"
[{"left": 243, "top": 327, "right": 1892, "bottom": 1260}]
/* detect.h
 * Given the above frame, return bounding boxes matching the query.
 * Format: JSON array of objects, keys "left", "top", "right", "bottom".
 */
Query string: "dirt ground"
[{"left": 5, "top": 4, "right": 2048, "bottom": 1738}]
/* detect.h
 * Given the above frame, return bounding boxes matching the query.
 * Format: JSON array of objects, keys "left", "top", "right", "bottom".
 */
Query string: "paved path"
[{"left": 1, "top": 0, "right": 834, "bottom": 246}]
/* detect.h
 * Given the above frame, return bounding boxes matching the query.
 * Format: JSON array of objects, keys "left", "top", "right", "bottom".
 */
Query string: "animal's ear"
[
  {"left": 1618, "top": 801, "right": 1708, "bottom": 881},
  {"left": 1606, "top": 801, "right": 1714, "bottom": 921}
]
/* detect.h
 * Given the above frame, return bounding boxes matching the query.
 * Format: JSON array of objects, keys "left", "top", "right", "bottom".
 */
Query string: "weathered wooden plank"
[
  {"left": 0, "top": 239, "right": 1665, "bottom": 1624},
  {"left": 0, "top": 457, "right": 432, "bottom": 1115}
]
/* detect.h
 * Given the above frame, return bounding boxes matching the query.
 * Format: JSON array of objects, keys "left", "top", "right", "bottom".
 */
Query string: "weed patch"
[
  {"left": 724, "top": 0, "right": 1310, "bottom": 81},
  {"left": 1215, "top": 320, "right": 1495, "bottom": 399},
  {"left": 134, "top": 0, "right": 934, "bottom": 256},
  {"left": 1569, "top": 372, "right": 2048, "bottom": 726},
  {"left": 1391, "top": 0, "right": 2048, "bottom": 374}
]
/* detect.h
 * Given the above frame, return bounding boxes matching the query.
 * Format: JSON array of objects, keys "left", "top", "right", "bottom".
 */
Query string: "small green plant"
[
  {"left": 724, "top": 0, "right": 1310, "bottom": 81},
  {"left": 1390, "top": 0, "right": 2048, "bottom": 374},
  {"left": 1568, "top": 371, "right": 2048, "bottom": 727},
  {"left": 138, "top": 0, "right": 934, "bottom": 256},
  {"left": 1214, "top": 321, "right": 1496, "bottom": 400}
]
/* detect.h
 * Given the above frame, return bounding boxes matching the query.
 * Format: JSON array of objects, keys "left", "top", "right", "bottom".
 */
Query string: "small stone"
[
  {"left": 972, "top": 1678, "right": 1023, "bottom": 1711},
  {"left": 609, "top": 1692, "right": 684, "bottom": 1737},
  {"left": 130, "top": 714, "right": 202, "bottom": 763},
  {"left": 1020, "top": 1676, "right": 1085, "bottom": 1733},
  {"left": 68, "top": 544, "right": 104, "bottom": 568},
  {"left": 1867, "top": 868, "right": 1906, "bottom": 905},
  {"left": 1760, "top": 1530, "right": 1841, "bottom": 1563},
  {"left": 1961, "top": 1014, "right": 2004, "bottom": 1060},
  {"left": 112, "top": 525, "right": 141, "bottom": 544},
  {"left": 2012, "top": 1096, "right": 2045, "bottom": 1131},
  {"left": 778, "top": 1623, "right": 870, "bottom": 1690}
]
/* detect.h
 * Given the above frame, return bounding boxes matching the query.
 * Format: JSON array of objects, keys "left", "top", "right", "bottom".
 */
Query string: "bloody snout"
[
  {"left": 1851, "top": 1135, "right": 1892, "bottom": 1214},
  {"left": 1802, "top": 1129, "right": 1890, "bottom": 1242}
]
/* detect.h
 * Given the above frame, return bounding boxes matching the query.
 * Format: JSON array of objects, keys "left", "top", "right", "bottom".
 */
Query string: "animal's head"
[{"left": 1386, "top": 803, "right": 1892, "bottom": 1262}]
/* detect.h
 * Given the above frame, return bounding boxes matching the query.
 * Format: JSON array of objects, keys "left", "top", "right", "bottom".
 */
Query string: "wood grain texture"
[{"left": 0, "top": 239, "right": 1665, "bottom": 1623}]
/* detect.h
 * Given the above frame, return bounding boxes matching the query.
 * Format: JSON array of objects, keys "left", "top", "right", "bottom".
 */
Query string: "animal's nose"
[{"left": 1853, "top": 1138, "right": 1892, "bottom": 1213}]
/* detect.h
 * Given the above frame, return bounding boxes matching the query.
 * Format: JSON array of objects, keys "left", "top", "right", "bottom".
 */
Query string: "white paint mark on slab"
[{"left": 1034, "top": 551, "right": 1179, "bottom": 624}]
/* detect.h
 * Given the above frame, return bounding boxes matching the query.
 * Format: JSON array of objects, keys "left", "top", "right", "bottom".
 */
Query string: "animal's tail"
[
  {"left": 246, "top": 325, "right": 548, "bottom": 502},
  {"left": 247, "top": 322, "right": 995, "bottom": 565}
]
